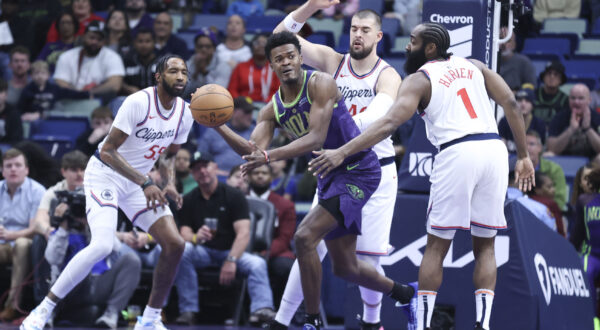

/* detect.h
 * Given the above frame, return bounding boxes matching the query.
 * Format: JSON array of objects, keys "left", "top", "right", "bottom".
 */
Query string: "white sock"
[
  {"left": 357, "top": 254, "right": 383, "bottom": 324},
  {"left": 475, "top": 289, "right": 494, "bottom": 329},
  {"left": 417, "top": 290, "right": 437, "bottom": 330},
  {"left": 275, "top": 240, "right": 328, "bottom": 326},
  {"left": 38, "top": 297, "right": 57, "bottom": 315},
  {"left": 141, "top": 305, "right": 161, "bottom": 324}
]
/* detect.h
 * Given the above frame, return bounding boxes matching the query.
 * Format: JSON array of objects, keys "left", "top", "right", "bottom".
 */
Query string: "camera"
[{"left": 50, "top": 188, "right": 87, "bottom": 229}]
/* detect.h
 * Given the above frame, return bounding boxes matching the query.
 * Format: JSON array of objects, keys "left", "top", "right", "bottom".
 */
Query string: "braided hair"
[
  {"left": 421, "top": 22, "right": 453, "bottom": 59},
  {"left": 155, "top": 54, "right": 186, "bottom": 75}
]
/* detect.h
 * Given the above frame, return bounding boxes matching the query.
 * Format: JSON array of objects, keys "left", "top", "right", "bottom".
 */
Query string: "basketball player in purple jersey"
[{"left": 214, "top": 32, "right": 415, "bottom": 329}]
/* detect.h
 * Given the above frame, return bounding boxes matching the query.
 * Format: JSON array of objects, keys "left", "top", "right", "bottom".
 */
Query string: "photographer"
[{"left": 45, "top": 187, "right": 142, "bottom": 329}]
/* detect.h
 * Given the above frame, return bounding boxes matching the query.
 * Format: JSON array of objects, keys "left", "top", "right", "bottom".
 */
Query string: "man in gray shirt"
[{"left": 499, "top": 27, "right": 536, "bottom": 91}]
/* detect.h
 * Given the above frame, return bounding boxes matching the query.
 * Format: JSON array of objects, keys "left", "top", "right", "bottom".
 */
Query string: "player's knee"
[
  {"left": 332, "top": 262, "right": 359, "bottom": 280},
  {"left": 88, "top": 240, "right": 113, "bottom": 260},
  {"left": 162, "top": 235, "right": 185, "bottom": 258},
  {"left": 293, "top": 228, "right": 314, "bottom": 255}
]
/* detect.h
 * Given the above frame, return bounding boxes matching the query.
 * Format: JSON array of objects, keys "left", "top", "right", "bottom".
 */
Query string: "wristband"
[
  {"left": 192, "top": 234, "right": 197, "bottom": 245},
  {"left": 141, "top": 176, "right": 155, "bottom": 190},
  {"left": 226, "top": 255, "right": 238, "bottom": 263},
  {"left": 262, "top": 149, "right": 270, "bottom": 164},
  {"left": 147, "top": 233, "right": 153, "bottom": 243},
  {"left": 283, "top": 14, "right": 304, "bottom": 33}
]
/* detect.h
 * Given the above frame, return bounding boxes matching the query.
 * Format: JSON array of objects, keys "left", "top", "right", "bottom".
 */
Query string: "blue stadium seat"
[
  {"left": 29, "top": 116, "right": 90, "bottom": 143},
  {"left": 246, "top": 16, "right": 284, "bottom": 33},
  {"left": 563, "top": 59, "right": 600, "bottom": 78},
  {"left": 594, "top": 17, "right": 600, "bottom": 35},
  {"left": 359, "top": 0, "right": 384, "bottom": 14},
  {"left": 336, "top": 33, "right": 350, "bottom": 53},
  {"left": 537, "top": 33, "right": 579, "bottom": 54},
  {"left": 189, "top": 14, "right": 229, "bottom": 31},
  {"left": 566, "top": 76, "right": 597, "bottom": 90},
  {"left": 30, "top": 136, "right": 74, "bottom": 160},
  {"left": 176, "top": 32, "right": 197, "bottom": 52},
  {"left": 522, "top": 38, "right": 571, "bottom": 57},
  {"left": 381, "top": 18, "right": 401, "bottom": 36},
  {"left": 306, "top": 31, "right": 335, "bottom": 48}
]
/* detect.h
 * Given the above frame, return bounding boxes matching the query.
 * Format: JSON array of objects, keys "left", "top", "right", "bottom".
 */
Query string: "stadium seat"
[
  {"left": 382, "top": 17, "right": 401, "bottom": 36},
  {"left": 189, "top": 14, "right": 228, "bottom": 31},
  {"left": 176, "top": 32, "right": 197, "bottom": 52},
  {"left": 594, "top": 17, "right": 600, "bottom": 35},
  {"left": 537, "top": 33, "right": 579, "bottom": 54},
  {"left": 246, "top": 16, "right": 284, "bottom": 33},
  {"left": 336, "top": 33, "right": 350, "bottom": 53},
  {"left": 29, "top": 116, "right": 90, "bottom": 143},
  {"left": 30, "top": 136, "right": 74, "bottom": 160},
  {"left": 563, "top": 59, "right": 600, "bottom": 78},
  {"left": 545, "top": 156, "right": 588, "bottom": 186},
  {"left": 530, "top": 59, "right": 551, "bottom": 80},
  {"left": 576, "top": 39, "right": 600, "bottom": 55},
  {"left": 307, "top": 17, "right": 344, "bottom": 48},
  {"left": 522, "top": 37, "right": 571, "bottom": 57},
  {"left": 385, "top": 57, "right": 406, "bottom": 77},
  {"left": 542, "top": 18, "right": 587, "bottom": 36},
  {"left": 566, "top": 76, "right": 596, "bottom": 90},
  {"left": 171, "top": 13, "right": 183, "bottom": 33},
  {"left": 306, "top": 31, "right": 335, "bottom": 48},
  {"left": 391, "top": 36, "right": 410, "bottom": 53},
  {"left": 359, "top": 0, "right": 384, "bottom": 14}
]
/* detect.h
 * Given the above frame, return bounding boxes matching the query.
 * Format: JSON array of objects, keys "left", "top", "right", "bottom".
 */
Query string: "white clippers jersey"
[
  {"left": 97, "top": 86, "right": 194, "bottom": 175},
  {"left": 334, "top": 54, "right": 395, "bottom": 159},
  {"left": 418, "top": 56, "right": 498, "bottom": 148}
]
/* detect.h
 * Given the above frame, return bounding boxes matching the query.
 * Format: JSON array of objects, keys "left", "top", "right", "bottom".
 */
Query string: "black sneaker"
[
  {"left": 357, "top": 314, "right": 382, "bottom": 330},
  {"left": 474, "top": 322, "right": 485, "bottom": 330},
  {"left": 262, "top": 319, "right": 288, "bottom": 329}
]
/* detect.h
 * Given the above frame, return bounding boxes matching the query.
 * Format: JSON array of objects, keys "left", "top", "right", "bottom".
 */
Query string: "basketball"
[{"left": 190, "top": 84, "right": 234, "bottom": 127}]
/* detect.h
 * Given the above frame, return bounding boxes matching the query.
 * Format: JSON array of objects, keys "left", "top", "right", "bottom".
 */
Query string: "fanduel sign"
[{"left": 534, "top": 253, "right": 590, "bottom": 306}]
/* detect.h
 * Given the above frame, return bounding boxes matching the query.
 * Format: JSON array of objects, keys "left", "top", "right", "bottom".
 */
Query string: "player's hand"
[
  {"left": 241, "top": 141, "right": 268, "bottom": 176},
  {"left": 514, "top": 157, "right": 535, "bottom": 192},
  {"left": 120, "top": 231, "right": 138, "bottom": 248},
  {"left": 196, "top": 225, "right": 213, "bottom": 243},
  {"left": 143, "top": 185, "right": 167, "bottom": 212},
  {"left": 163, "top": 184, "right": 183, "bottom": 209},
  {"left": 220, "top": 260, "right": 236, "bottom": 286},
  {"left": 308, "top": 149, "right": 345, "bottom": 178},
  {"left": 308, "top": 0, "right": 340, "bottom": 10},
  {"left": 135, "top": 232, "right": 150, "bottom": 249}
]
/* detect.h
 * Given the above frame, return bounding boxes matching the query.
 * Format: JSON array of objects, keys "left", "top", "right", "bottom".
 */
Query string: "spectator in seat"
[
  {"left": 46, "top": 0, "right": 104, "bottom": 43},
  {"left": 228, "top": 34, "right": 279, "bottom": 103},
  {"left": 153, "top": 12, "right": 190, "bottom": 60},
  {"left": 322, "top": 0, "right": 359, "bottom": 20},
  {"left": 37, "top": 12, "right": 78, "bottom": 73},
  {"left": 215, "top": 14, "right": 252, "bottom": 85},
  {"left": 104, "top": 9, "right": 132, "bottom": 57},
  {"left": 185, "top": 29, "right": 232, "bottom": 95},
  {"left": 197, "top": 96, "right": 255, "bottom": 176},
  {"left": 527, "top": 172, "right": 566, "bottom": 236},
  {"left": 533, "top": 0, "right": 581, "bottom": 23},
  {"left": 18, "top": 61, "right": 90, "bottom": 122},
  {"left": 30, "top": 150, "right": 87, "bottom": 306},
  {"left": 0, "top": 79, "right": 23, "bottom": 144},
  {"left": 547, "top": 83, "right": 600, "bottom": 159},
  {"left": 121, "top": 28, "right": 157, "bottom": 95},
  {"left": 226, "top": 0, "right": 265, "bottom": 21},
  {"left": 173, "top": 151, "right": 275, "bottom": 325},
  {"left": 269, "top": 159, "right": 297, "bottom": 201},
  {"left": 498, "top": 27, "right": 536, "bottom": 91},
  {"left": 6, "top": 46, "right": 31, "bottom": 107},
  {"left": 527, "top": 130, "right": 568, "bottom": 210},
  {"left": 0, "top": 149, "right": 45, "bottom": 321},
  {"left": 75, "top": 106, "right": 113, "bottom": 157},
  {"left": 247, "top": 164, "right": 296, "bottom": 309},
  {"left": 499, "top": 88, "right": 546, "bottom": 153},
  {"left": 53, "top": 21, "right": 124, "bottom": 98},
  {"left": 175, "top": 148, "right": 198, "bottom": 195},
  {"left": 533, "top": 61, "right": 569, "bottom": 124},
  {"left": 571, "top": 163, "right": 598, "bottom": 207},
  {"left": 267, "top": 0, "right": 304, "bottom": 14},
  {"left": 125, "top": 0, "right": 154, "bottom": 37},
  {"left": 226, "top": 164, "right": 249, "bottom": 194},
  {"left": 384, "top": 0, "right": 421, "bottom": 36}
]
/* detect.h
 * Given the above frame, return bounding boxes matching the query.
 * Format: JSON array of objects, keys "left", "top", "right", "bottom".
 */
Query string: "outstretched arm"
[
  {"left": 309, "top": 72, "right": 428, "bottom": 176},
  {"left": 273, "top": 0, "right": 343, "bottom": 73}
]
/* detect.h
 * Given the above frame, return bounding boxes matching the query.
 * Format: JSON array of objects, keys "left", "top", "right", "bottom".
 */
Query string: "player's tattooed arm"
[
  {"left": 100, "top": 127, "right": 147, "bottom": 185},
  {"left": 159, "top": 147, "right": 183, "bottom": 209}
]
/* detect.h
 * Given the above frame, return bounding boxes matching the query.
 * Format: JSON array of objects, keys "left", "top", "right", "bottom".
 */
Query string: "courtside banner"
[{"left": 343, "top": 195, "right": 593, "bottom": 329}]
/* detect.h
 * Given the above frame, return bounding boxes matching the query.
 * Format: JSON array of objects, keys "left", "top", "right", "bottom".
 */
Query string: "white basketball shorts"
[
  {"left": 84, "top": 156, "right": 173, "bottom": 232},
  {"left": 426, "top": 138, "right": 508, "bottom": 240}
]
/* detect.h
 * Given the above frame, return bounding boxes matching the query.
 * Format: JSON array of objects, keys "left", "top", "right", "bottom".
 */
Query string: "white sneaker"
[
  {"left": 20, "top": 306, "right": 52, "bottom": 330},
  {"left": 133, "top": 316, "right": 168, "bottom": 330}
]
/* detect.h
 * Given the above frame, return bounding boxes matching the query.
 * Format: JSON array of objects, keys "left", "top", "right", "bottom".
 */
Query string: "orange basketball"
[{"left": 190, "top": 84, "right": 234, "bottom": 127}]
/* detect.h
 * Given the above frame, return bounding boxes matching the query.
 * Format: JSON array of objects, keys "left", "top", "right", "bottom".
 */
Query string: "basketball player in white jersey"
[
  {"left": 309, "top": 23, "right": 535, "bottom": 330},
  {"left": 21, "top": 55, "right": 194, "bottom": 330},
  {"left": 267, "top": 1, "right": 408, "bottom": 329}
]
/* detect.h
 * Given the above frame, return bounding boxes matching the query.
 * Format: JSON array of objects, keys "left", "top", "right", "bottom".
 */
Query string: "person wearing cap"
[
  {"left": 228, "top": 33, "right": 280, "bottom": 103},
  {"left": 184, "top": 28, "right": 232, "bottom": 96},
  {"left": 121, "top": 27, "right": 157, "bottom": 95},
  {"left": 197, "top": 96, "right": 256, "bottom": 176},
  {"left": 173, "top": 151, "right": 276, "bottom": 325},
  {"left": 498, "top": 88, "right": 546, "bottom": 153},
  {"left": 533, "top": 61, "right": 569, "bottom": 124},
  {"left": 548, "top": 83, "right": 600, "bottom": 159},
  {"left": 53, "top": 20, "right": 125, "bottom": 97},
  {"left": 154, "top": 12, "right": 190, "bottom": 60}
]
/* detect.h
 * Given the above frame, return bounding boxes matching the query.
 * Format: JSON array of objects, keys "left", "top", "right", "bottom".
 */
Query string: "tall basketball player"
[
  {"left": 269, "top": 1, "right": 410, "bottom": 329},
  {"left": 309, "top": 23, "right": 535, "bottom": 330},
  {"left": 20, "top": 55, "right": 194, "bottom": 330}
]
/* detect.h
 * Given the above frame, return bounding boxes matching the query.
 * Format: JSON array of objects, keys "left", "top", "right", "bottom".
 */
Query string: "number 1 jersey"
[{"left": 418, "top": 56, "right": 498, "bottom": 148}]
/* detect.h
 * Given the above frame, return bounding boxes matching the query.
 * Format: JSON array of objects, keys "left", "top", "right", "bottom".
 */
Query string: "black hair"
[
  {"left": 61, "top": 150, "right": 88, "bottom": 170},
  {"left": 155, "top": 54, "right": 185, "bottom": 74},
  {"left": 421, "top": 22, "right": 453, "bottom": 59},
  {"left": 0, "top": 79, "right": 7, "bottom": 92},
  {"left": 135, "top": 26, "right": 155, "bottom": 40},
  {"left": 265, "top": 31, "right": 301, "bottom": 61},
  {"left": 55, "top": 11, "right": 79, "bottom": 35},
  {"left": 251, "top": 32, "right": 269, "bottom": 44},
  {"left": 353, "top": 9, "right": 381, "bottom": 29}
]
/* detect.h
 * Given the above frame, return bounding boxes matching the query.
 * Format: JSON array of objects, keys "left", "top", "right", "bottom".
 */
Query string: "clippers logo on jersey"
[
  {"left": 534, "top": 253, "right": 590, "bottom": 306},
  {"left": 338, "top": 86, "right": 374, "bottom": 103},
  {"left": 100, "top": 189, "right": 114, "bottom": 201},
  {"left": 409, "top": 152, "right": 433, "bottom": 177},
  {"left": 135, "top": 127, "right": 176, "bottom": 143}
]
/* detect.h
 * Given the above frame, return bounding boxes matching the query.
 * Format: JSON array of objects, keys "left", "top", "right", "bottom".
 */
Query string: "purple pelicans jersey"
[{"left": 272, "top": 70, "right": 381, "bottom": 237}]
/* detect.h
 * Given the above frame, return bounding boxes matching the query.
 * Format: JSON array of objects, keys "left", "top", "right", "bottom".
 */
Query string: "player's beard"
[
  {"left": 350, "top": 43, "right": 374, "bottom": 60},
  {"left": 162, "top": 79, "right": 185, "bottom": 97},
  {"left": 404, "top": 46, "right": 428, "bottom": 75}
]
